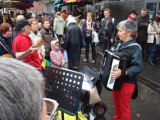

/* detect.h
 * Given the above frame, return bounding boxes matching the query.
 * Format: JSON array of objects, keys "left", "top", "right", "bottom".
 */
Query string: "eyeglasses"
[{"left": 43, "top": 98, "right": 59, "bottom": 120}]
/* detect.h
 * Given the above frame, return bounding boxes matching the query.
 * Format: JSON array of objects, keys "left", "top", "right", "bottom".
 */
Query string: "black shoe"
[{"left": 83, "top": 58, "right": 88, "bottom": 62}]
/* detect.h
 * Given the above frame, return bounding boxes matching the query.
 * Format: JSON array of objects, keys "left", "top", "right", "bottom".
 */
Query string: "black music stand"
[{"left": 44, "top": 66, "right": 84, "bottom": 119}]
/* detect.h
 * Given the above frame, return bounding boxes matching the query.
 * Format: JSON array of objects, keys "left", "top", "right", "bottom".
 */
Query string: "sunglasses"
[{"left": 43, "top": 98, "right": 59, "bottom": 120}]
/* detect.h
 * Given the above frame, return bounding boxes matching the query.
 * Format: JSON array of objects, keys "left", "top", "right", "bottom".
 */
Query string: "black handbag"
[{"left": 86, "top": 29, "right": 92, "bottom": 38}]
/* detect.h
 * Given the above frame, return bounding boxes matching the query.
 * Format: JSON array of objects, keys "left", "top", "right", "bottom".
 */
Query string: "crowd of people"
[{"left": 0, "top": 7, "right": 160, "bottom": 120}]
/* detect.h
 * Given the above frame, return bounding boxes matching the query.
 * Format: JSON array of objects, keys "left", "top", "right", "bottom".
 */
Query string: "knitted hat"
[{"left": 16, "top": 19, "right": 30, "bottom": 31}]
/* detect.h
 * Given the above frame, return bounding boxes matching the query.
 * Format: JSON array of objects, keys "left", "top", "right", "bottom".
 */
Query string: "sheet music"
[{"left": 107, "top": 59, "right": 120, "bottom": 89}]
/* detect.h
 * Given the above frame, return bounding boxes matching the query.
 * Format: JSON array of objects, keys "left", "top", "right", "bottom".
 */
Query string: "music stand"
[{"left": 44, "top": 66, "right": 84, "bottom": 119}]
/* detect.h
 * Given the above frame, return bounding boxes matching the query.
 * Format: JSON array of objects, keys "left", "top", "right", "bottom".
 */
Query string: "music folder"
[{"left": 107, "top": 59, "right": 120, "bottom": 89}]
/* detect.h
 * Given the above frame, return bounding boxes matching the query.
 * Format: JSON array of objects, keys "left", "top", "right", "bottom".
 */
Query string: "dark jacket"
[
  {"left": 99, "top": 18, "right": 117, "bottom": 40},
  {"left": 40, "top": 27, "right": 55, "bottom": 57},
  {"left": 0, "top": 36, "right": 15, "bottom": 57},
  {"left": 115, "top": 39, "right": 142, "bottom": 84},
  {"left": 63, "top": 22, "right": 82, "bottom": 69},
  {"left": 137, "top": 15, "right": 150, "bottom": 42}
]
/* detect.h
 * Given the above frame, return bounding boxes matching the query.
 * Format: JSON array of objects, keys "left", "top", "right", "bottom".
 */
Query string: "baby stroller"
[{"left": 80, "top": 64, "right": 107, "bottom": 119}]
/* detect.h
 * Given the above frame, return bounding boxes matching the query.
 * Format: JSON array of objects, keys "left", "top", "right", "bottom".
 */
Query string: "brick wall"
[{"left": 28, "top": 1, "right": 44, "bottom": 13}]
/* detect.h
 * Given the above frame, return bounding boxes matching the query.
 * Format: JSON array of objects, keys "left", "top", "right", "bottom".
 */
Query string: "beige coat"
[
  {"left": 147, "top": 23, "right": 160, "bottom": 44},
  {"left": 53, "top": 16, "right": 65, "bottom": 35}
]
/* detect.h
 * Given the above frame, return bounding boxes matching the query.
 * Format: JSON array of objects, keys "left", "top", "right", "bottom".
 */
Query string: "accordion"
[{"left": 101, "top": 50, "right": 127, "bottom": 90}]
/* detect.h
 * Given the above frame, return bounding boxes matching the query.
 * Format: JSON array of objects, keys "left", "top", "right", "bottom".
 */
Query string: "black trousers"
[
  {"left": 138, "top": 41, "right": 147, "bottom": 58},
  {"left": 85, "top": 40, "right": 96, "bottom": 60},
  {"left": 102, "top": 38, "right": 111, "bottom": 52}
]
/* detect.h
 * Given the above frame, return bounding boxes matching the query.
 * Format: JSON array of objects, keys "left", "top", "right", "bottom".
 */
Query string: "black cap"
[
  {"left": 16, "top": 19, "right": 30, "bottom": 31},
  {"left": 129, "top": 10, "right": 138, "bottom": 15}
]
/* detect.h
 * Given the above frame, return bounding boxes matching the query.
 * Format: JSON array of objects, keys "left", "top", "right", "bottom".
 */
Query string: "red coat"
[{"left": 12, "top": 33, "right": 42, "bottom": 70}]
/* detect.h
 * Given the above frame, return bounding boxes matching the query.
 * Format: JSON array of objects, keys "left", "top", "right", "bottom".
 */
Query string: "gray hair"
[
  {"left": 0, "top": 58, "right": 44, "bottom": 120},
  {"left": 117, "top": 20, "right": 137, "bottom": 38},
  {"left": 16, "top": 15, "right": 25, "bottom": 23}
]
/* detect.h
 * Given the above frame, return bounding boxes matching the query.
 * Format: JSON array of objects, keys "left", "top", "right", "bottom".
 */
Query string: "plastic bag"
[{"left": 41, "top": 58, "right": 51, "bottom": 69}]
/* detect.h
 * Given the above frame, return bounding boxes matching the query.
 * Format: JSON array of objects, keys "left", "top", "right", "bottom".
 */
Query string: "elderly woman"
[
  {"left": 82, "top": 12, "right": 98, "bottom": 63},
  {"left": 29, "top": 18, "right": 45, "bottom": 60},
  {"left": 111, "top": 20, "right": 142, "bottom": 120},
  {"left": 40, "top": 17, "right": 56, "bottom": 61},
  {"left": 0, "top": 23, "right": 14, "bottom": 56},
  {"left": 0, "top": 58, "right": 47, "bottom": 120}
]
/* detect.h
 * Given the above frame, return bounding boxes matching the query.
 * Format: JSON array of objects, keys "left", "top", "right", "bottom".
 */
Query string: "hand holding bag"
[{"left": 92, "top": 30, "right": 100, "bottom": 43}]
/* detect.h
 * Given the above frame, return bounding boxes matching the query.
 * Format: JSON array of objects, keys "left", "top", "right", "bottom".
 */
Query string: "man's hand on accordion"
[{"left": 111, "top": 69, "right": 122, "bottom": 79}]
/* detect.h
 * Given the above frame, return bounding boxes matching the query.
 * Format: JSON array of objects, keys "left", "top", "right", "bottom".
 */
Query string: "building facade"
[
  {"left": 94, "top": 0, "right": 160, "bottom": 22},
  {"left": 28, "top": 1, "right": 44, "bottom": 14},
  {"left": 41, "top": 0, "right": 160, "bottom": 20},
  {"left": 42, "top": 0, "right": 55, "bottom": 13}
]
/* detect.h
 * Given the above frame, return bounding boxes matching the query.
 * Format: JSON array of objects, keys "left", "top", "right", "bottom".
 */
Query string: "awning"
[
  {"left": 54, "top": 0, "right": 64, "bottom": 8},
  {"left": 12, "top": 2, "right": 34, "bottom": 9},
  {"left": 62, "top": 0, "right": 93, "bottom": 6},
  {"left": 0, "top": 0, "right": 39, "bottom": 9},
  {"left": 54, "top": 0, "right": 93, "bottom": 8}
]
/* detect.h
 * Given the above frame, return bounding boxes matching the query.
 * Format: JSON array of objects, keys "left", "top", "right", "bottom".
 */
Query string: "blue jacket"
[{"left": 116, "top": 39, "right": 142, "bottom": 84}]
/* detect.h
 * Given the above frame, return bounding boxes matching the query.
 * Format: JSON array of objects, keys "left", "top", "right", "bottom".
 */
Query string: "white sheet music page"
[{"left": 107, "top": 59, "right": 120, "bottom": 89}]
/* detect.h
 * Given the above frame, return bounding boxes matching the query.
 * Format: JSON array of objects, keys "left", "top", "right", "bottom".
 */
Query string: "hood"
[
  {"left": 51, "top": 40, "right": 59, "bottom": 50},
  {"left": 67, "top": 15, "right": 76, "bottom": 26}
]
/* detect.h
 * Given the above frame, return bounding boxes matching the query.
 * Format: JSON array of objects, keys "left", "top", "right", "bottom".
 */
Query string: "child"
[{"left": 50, "top": 40, "right": 65, "bottom": 68}]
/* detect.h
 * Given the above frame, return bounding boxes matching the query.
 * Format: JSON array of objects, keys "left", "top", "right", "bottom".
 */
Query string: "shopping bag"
[
  {"left": 58, "top": 111, "right": 87, "bottom": 120},
  {"left": 92, "top": 30, "right": 99, "bottom": 43},
  {"left": 41, "top": 58, "right": 51, "bottom": 69}
]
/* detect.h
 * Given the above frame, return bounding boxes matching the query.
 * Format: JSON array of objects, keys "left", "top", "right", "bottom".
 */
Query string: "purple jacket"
[{"left": 82, "top": 21, "right": 98, "bottom": 41}]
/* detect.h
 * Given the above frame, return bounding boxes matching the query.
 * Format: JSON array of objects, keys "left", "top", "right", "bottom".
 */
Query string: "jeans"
[{"left": 147, "top": 43, "right": 157, "bottom": 63}]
